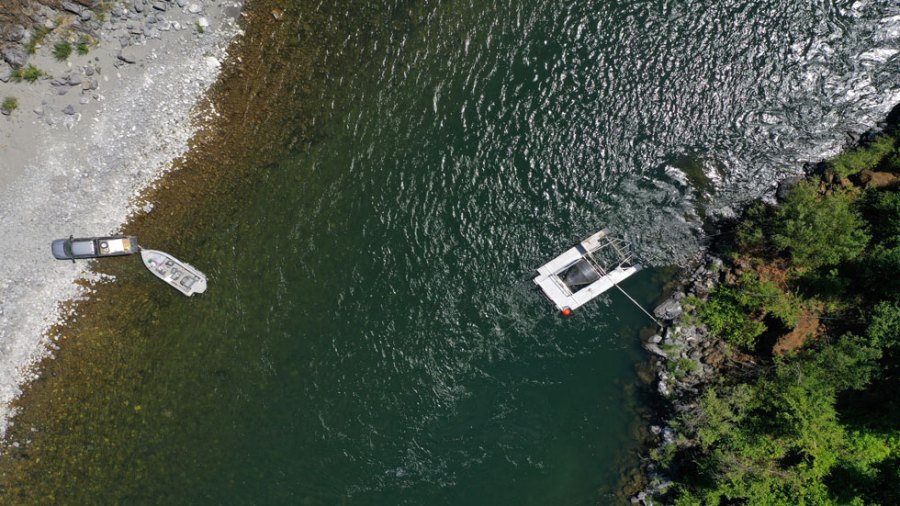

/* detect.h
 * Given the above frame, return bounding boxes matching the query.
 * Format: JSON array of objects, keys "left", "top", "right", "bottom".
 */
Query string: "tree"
[{"left": 772, "top": 182, "right": 870, "bottom": 270}]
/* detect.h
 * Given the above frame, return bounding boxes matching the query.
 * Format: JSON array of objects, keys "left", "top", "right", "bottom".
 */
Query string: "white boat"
[
  {"left": 533, "top": 229, "right": 640, "bottom": 315},
  {"left": 140, "top": 249, "right": 208, "bottom": 296}
]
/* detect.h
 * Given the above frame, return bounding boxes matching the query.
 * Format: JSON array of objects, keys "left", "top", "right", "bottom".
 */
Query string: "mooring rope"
[{"left": 612, "top": 282, "right": 663, "bottom": 328}]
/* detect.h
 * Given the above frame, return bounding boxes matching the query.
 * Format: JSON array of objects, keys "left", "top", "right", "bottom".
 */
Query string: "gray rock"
[
  {"left": 0, "top": 62, "right": 11, "bottom": 82},
  {"left": 176, "top": 0, "right": 187, "bottom": 7},
  {"left": 81, "top": 10, "right": 94, "bottom": 22},
  {"left": 657, "top": 378, "right": 670, "bottom": 397},
  {"left": 648, "top": 334, "right": 662, "bottom": 344},
  {"left": 63, "top": 105, "right": 76, "bottom": 115},
  {"left": 84, "top": 66, "right": 94, "bottom": 76},
  {"left": 62, "top": 2, "right": 85, "bottom": 15},
  {"left": 152, "top": 2, "right": 167, "bottom": 11},
  {"left": 643, "top": 343, "right": 669, "bottom": 359},
  {"left": 1, "top": 45, "right": 27, "bottom": 69},
  {"left": 33, "top": 106, "right": 44, "bottom": 116},
  {"left": 90, "top": 79, "right": 99, "bottom": 90},
  {"left": 133, "top": 0, "right": 145, "bottom": 13},
  {"left": 58, "top": 87, "right": 69, "bottom": 96},
  {"left": 3, "top": 25, "right": 27, "bottom": 43},
  {"left": 1, "top": 108, "right": 9, "bottom": 116},
  {"left": 653, "top": 296, "right": 683, "bottom": 321},
  {"left": 188, "top": 3, "right": 202, "bottom": 14},
  {"left": 68, "top": 74, "right": 82, "bottom": 86},
  {"left": 117, "top": 51, "right": 137, "bottom": 64},
  {"left": 79, "top": 96, "right": 90, "bottom": 104},
  {"left": 776, "top": 176, "right": 804, "bottom": 202}
]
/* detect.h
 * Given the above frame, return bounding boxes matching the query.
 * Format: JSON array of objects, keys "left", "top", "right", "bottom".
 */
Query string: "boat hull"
[{"left": 140, "top": 249, "right": 208, "bottom": 296}]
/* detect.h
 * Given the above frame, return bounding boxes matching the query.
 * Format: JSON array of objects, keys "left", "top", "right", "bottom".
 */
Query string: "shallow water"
[{"left": 3, "top": 0, "right": 900, "bottom": 504}]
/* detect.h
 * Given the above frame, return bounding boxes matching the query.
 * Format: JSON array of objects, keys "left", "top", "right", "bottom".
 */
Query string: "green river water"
[{"left": 5, "top": 0, "right": 900, "bottom": 504}]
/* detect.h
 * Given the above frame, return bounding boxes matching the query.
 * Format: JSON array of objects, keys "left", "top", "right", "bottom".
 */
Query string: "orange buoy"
[{"left": 561, "top": 307, "right": 572, "bottom": 316}]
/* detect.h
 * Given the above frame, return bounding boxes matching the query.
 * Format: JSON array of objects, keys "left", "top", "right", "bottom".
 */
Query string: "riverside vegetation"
[{"left": 644, "top": 125, "right": 900, "bottom": 504}]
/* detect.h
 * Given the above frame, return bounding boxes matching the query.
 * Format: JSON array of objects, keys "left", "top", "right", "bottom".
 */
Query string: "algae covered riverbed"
[{"left": 1, "top": 0, "right": 899, "bottom": 504}]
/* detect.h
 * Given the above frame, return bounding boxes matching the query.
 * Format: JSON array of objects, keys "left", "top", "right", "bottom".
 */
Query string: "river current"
[{"left": 5, "top": 0, "right": 900, "bottom": 504}]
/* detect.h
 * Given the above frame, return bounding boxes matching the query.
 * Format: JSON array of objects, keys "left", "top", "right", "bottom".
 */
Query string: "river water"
[{"left": 3, "top": 0, "right": 900, "bottom": 504}]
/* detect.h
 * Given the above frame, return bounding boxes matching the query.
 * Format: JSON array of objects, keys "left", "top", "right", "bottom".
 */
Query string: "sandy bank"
[{"left": 0, "top": 0, "right": 243, "bottom": 437}]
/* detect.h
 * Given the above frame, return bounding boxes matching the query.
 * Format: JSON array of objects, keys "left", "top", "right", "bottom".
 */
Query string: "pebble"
[
  {"left": 79, "top": 97, "right": 90, "bottom": 105},
  {"left": 68, "top": 74, "right": 82, "bottom": 86},
  {"left": 63, "top": 105, "right": 76, "bottom": 115},
  {"left": 189, "top": 4, "right": 202, "bottom": 14}
]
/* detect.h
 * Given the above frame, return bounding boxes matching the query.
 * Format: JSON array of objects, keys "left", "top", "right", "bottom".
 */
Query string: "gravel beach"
[{"left": 0, "top": 0, "right": 243, "bottom": 437}]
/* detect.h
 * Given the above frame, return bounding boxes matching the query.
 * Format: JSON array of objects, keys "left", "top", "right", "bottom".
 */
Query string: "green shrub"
[
  {"left": 863, "top": 191, "right": 900, "bottom": 247},
  {"left": 53, "top": 41, "right": 72, "bottom": 60},
  {"left": 736, "top": 272, "right": 803, "bottom": 328},
  {"left": 831, "top": 135, "right": 895, "bottom": 179},
  {"left": 11, "top": 65, "right": 43, "bottom": 83},
  {"left": 76, "top": 37, "right": 91, "bottom": 55},
  {"left": 25, "top": 26, "right": 50, "bottom": 55},
  {"left": 696, "top": 287, "right": 766, "bottom": 349},
  {"left": 773, "top": 182, "right": 870, "bottom": 269},
  {"left": 736, "top": 202, "right": 774, "bottom": 252},
  {"left": 1, "top": 96, "right": 18, "bottom": 114},
  {"left": 868, "top": 301, "right": 900, "bottom": 350},
  {"left": 668, "top": 357, "right": 698, "bottom": 379}
]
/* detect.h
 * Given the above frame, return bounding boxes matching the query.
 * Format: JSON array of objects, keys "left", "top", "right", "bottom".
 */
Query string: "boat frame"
[{"left": 533, "top": 229, "right": 641, "bottom": 313}]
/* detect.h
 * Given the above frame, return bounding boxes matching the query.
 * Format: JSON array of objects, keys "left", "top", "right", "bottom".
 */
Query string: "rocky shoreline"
[
  {"left": 628, "top": 252, "right": 736, "bottom": 504},
  {"left": 0, "top": 0, "right": 242, "bottom": 436},
  {"left": 626, "top": 118, "right": 900, "bottom": 504}
]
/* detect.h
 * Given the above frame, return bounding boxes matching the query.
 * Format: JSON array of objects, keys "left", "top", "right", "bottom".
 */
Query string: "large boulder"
[
  {"left": 1, "top": 44, "right": 26, "bottom": 69},
  {"left": 1, "top": 25, "right": 26, "bottom": 43},
  {"left": 653, "top": 294, "right": 683, "bottom": 321}
]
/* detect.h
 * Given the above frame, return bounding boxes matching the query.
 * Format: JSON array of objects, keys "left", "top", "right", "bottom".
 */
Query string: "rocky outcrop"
[
  {"left": 629, "top": 254, "right": 755, "bottom": 505},
  {"left": 857, "top": 169, "right": 900, "bottom": 189}
]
